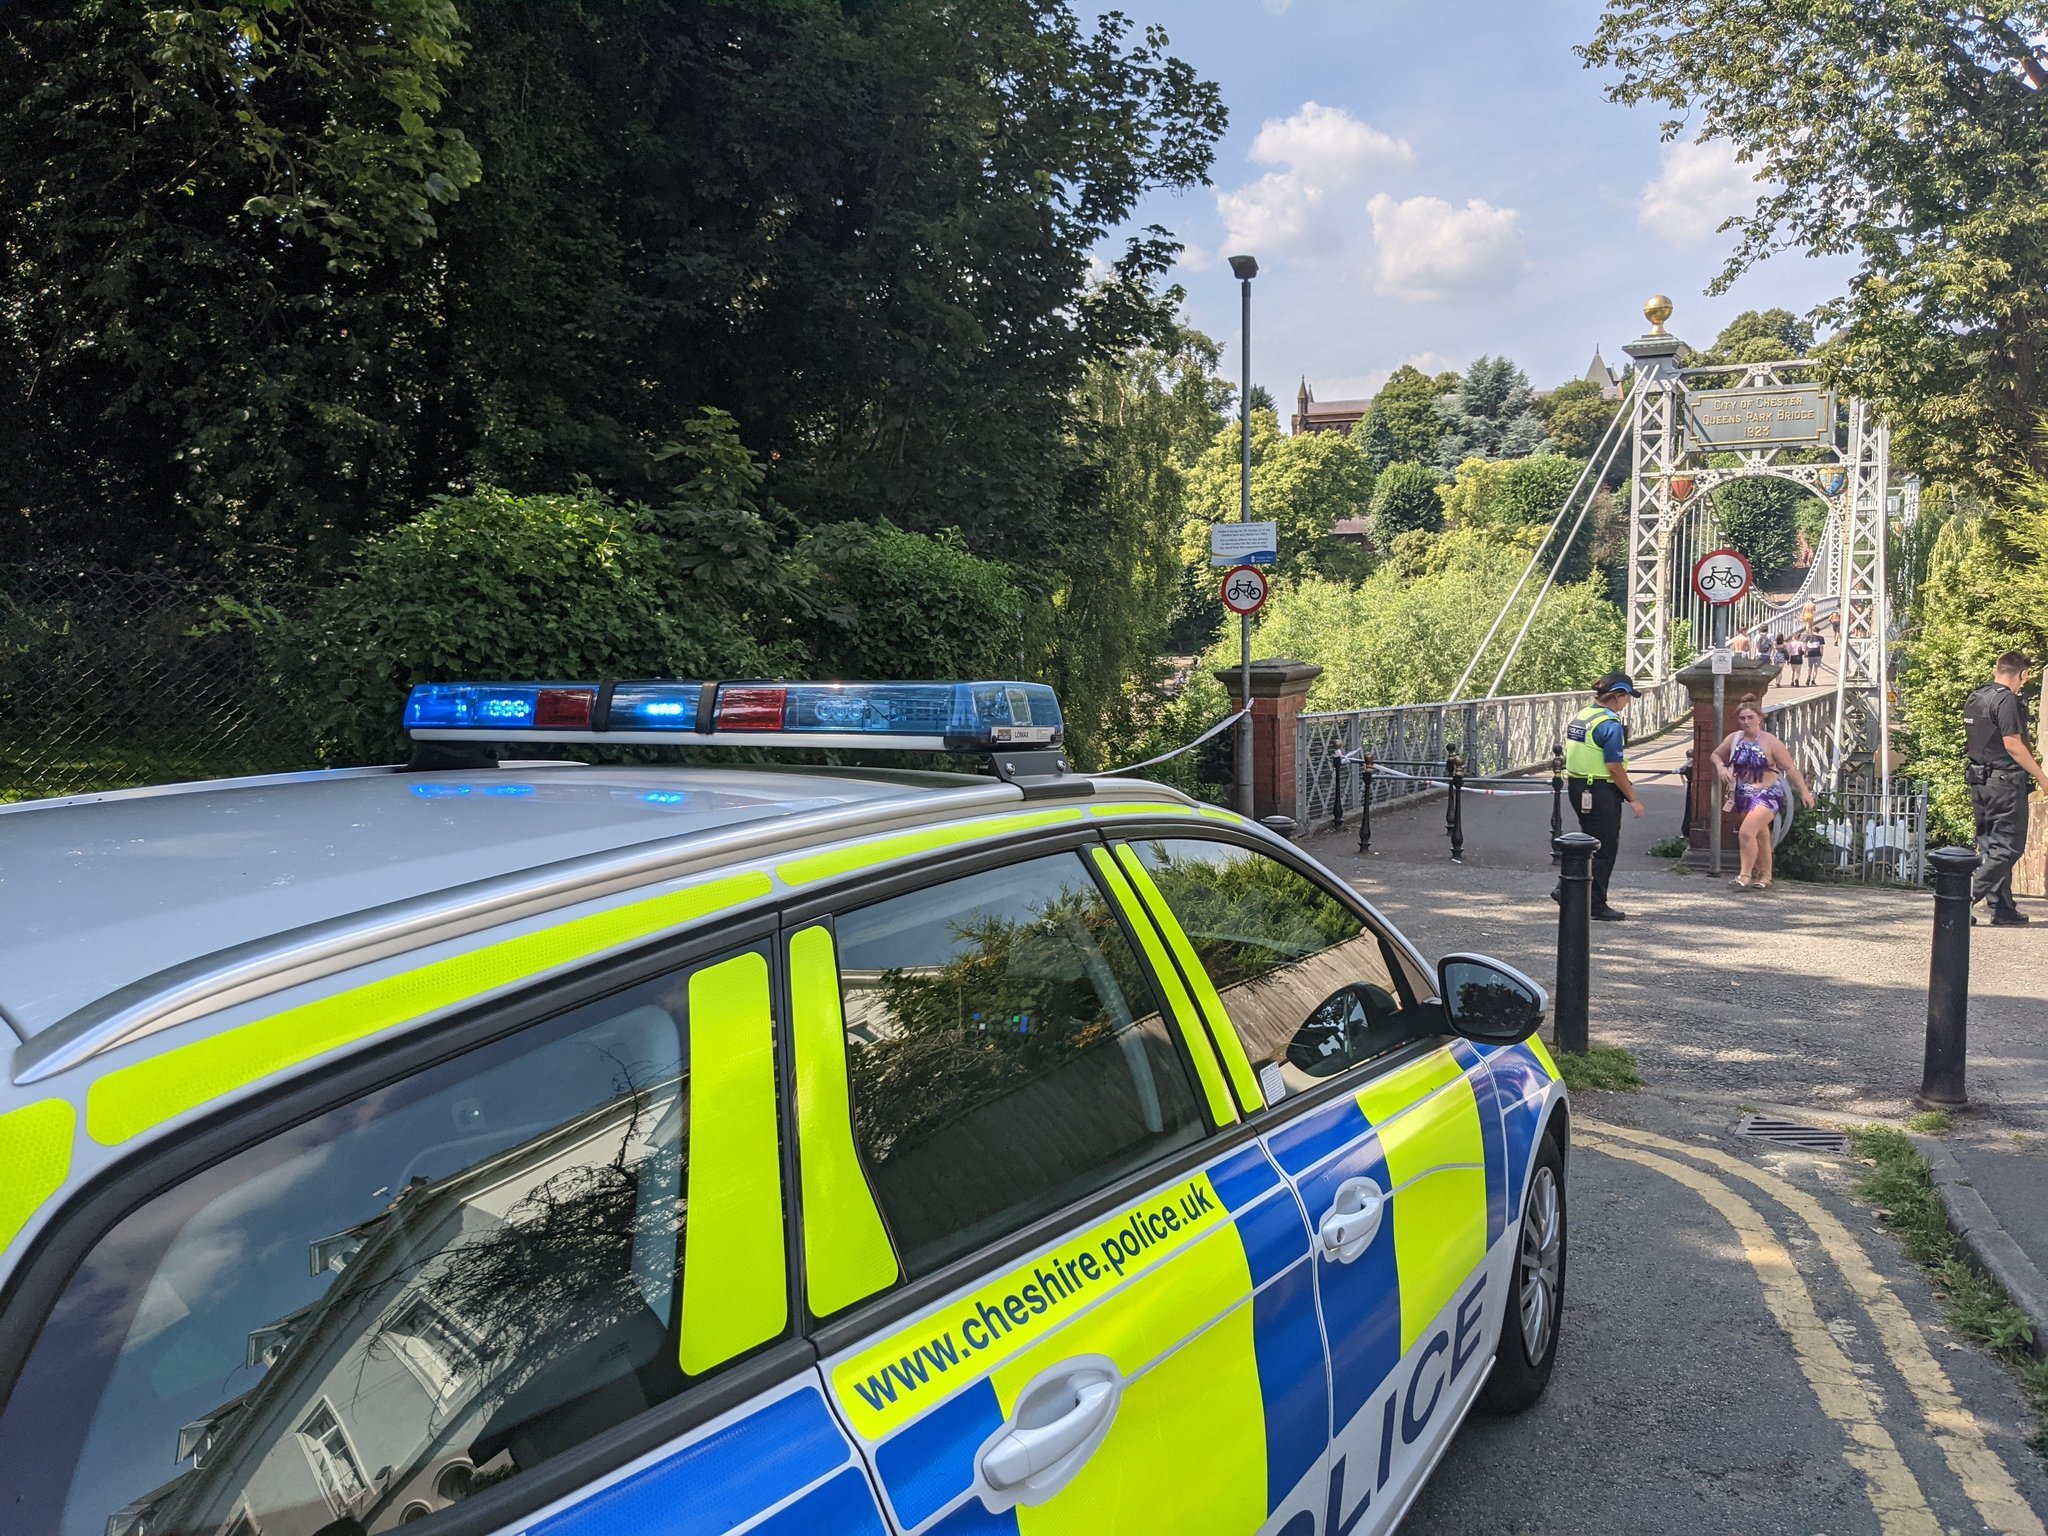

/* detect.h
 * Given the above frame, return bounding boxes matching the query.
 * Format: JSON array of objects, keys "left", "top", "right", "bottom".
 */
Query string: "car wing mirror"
[{"left": 1435, "top": 953, "right": 1547, "bottom": 1045}]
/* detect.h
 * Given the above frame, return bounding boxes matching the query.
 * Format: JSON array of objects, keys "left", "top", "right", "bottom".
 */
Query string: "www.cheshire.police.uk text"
[{"left": 849, "top": 1177, "right": 1220, "bottom": 1417}]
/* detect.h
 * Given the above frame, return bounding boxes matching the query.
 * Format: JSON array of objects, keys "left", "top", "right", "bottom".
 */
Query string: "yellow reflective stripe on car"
[
  {"left": 1002, "top": 1214, "right": 1264, "bottom": 1536},
  {"left": 680, "top": 950, "right": 788, "bottom": 1373},
  {"left": 1110, "top": 844, "right": 1264, "bottom": 1115},
  {"left": 1083, "top": 803, "right": 1201, "bottom": 820},
  {"left": 0, "top": 1099, "right": 74, "bottom": 1255},
  {"left": 788, "top": 924, "right": 900, "bottom": 1317},
  {"left": 1357, "top": 1049, "right": 1488, "bottom": 1353},
  {"left": 86, "top": 870, "right": 773, "bottom": 1147},
  {"left": 1527, "top": 1034, "right": 1561, "bottom": 1079},
  {"left": 830, "top": 1171, "right": 1231, "bottom": 1440},
  {"left": 777, "top": 808, "right": 1087, "bottom": 888},
  {"left": 1088, "top": 848, "right": 1237, "bottom": 1128}
]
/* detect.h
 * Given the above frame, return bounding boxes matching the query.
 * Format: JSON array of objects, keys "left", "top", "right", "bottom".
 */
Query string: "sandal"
[{"left": 1732, "top": 876, "right": 1752, "bottom": 889}]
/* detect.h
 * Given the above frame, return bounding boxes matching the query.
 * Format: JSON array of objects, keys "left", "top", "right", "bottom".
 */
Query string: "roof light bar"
[{"left": 403, "top": 679, "right": 1062, "bottom": 752}]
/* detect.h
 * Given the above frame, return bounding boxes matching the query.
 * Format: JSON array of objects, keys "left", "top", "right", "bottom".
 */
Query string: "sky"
[{"left": 1084, "top": 0, "right": 1859, "bottom": 413}]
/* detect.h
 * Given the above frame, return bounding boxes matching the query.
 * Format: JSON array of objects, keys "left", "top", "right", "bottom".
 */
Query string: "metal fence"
[
  {"left": 1296, "top": 676, "right": 1691, "bottom": 827},
  {"left": 1806, "top": 776, "right": 1930, "bottom": 886},
  {"left": 0, "top": 562, "right": 312, "bottom": 804}
]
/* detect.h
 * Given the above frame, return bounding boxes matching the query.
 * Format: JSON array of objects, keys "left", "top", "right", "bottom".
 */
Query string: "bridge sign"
[
  {"left": 1692, "top": 547, "right": 1752, "bottom": 606},
  {"left": 1220, "top": 564, "right": 1270, "bottom": 616},
  {"left": 1684, "top": 385, "right": 1835, "bottom": 449}
]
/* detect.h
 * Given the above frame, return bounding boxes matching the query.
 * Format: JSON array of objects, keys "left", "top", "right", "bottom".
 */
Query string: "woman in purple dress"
[{"left": 1712, "top": 696, "right": 1817, "bottom": 889}]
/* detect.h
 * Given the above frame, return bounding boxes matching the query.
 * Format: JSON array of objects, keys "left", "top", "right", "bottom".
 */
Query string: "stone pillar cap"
[{"left": 1214, "top": 657, "right": 1324, "bottom": 700}]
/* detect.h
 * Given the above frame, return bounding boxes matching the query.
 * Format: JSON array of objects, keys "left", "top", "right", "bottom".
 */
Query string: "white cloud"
[
  {"left": 1367, "top": 194, "right": 1529, "bottom": 300},
  {"left": 1213, "top": 102, "right": 1411, "bottom": 262},
  {"left": 1305, "top": 354, "right": 1459, "bottom": 403},
  {"left": 1249, "top": 102, "right": 1412, "bottom": 186},
  {"left": 1638, "top": 138, "right": 1760, "bottom": 245}
]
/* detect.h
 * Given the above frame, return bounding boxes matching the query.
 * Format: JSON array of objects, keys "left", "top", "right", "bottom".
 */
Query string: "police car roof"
[{"left": 0, "top": 760, "right": 1125, "bottom": 1046}]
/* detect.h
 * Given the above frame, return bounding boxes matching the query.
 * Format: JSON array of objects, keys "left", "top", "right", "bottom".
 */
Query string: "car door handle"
[
  {"left": 1318, "top": 1176, "right": 1386, "bottom": 1263},
  {"left": 982, "top": 1374, "right": 1118, "bottom": 1494}
]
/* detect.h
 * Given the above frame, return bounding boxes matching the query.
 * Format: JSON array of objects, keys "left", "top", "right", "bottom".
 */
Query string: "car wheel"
[{"left": 1480, "top": 1130, "right": 1565, "bottom": 1414}]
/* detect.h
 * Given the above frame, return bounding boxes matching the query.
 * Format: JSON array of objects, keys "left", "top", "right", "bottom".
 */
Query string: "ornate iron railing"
[{"left": 1296, "top": 676, "right": 1691, "bottom": 827}]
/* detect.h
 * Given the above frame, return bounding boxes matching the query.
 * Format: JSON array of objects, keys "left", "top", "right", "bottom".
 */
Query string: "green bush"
[
  {"left": 1201, "top": 533, "right": 1624, "bottom": 710},
  {"left": 799, "top": 520, "right": 1026, "bottom": 680},
  {"left": 1368, "top": 461, "right": 1445, "bottom": 544},
  {"left": 256, "top": 486, "right": 772, "bottom": 760}
]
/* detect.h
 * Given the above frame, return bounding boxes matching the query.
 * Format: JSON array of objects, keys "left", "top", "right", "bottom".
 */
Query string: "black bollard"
[
  {"left": 1680, "top": 753, "right": 1695, "bottom": 838},
  {"left": 1553, "top": 832, "right": 1598, "bottom": 1055},
  {"left": 1357, "top": 754, "right": 1376, "bottom": 855},
  {"left": 1548, "top": 746, "right": 1565, "bottom": 865},
  {"left": 1445, "top": 746, "right": 1465, "bottom": 863},
  {"left": 1329, "top": 746, "right": 1347, "bottom": 833},
  {"left": 1920, "top": 846, "right": 1981, "bottom": 1106}
]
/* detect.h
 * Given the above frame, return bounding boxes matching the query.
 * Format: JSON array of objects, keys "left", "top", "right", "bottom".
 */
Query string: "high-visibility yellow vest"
[{"left": 1563, "top": 704, "right": 1625, "bottom": 782}]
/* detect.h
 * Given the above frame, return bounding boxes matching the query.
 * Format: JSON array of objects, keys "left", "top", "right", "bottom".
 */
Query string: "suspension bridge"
[{"left": 1284, "top": 296, "right": 1916, "bottom": 881}]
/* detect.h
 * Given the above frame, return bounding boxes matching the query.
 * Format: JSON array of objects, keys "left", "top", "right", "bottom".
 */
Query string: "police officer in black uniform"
[{"left": 1963, "top": 651, "right": 2048, "bottom": 925}]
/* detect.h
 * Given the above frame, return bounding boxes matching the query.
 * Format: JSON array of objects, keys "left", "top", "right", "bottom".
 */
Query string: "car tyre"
[{"left": 1480, "top": 1130, "right": 1565, "bottom": 1414}]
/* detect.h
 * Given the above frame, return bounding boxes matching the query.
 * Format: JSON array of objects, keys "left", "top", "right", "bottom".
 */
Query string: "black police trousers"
[
  {"left": 1969, "top": 772, "right": 2032, "bottom": 912},
  {"left": 1569, "top": 778, "right": 1625, "bottom": 909}
]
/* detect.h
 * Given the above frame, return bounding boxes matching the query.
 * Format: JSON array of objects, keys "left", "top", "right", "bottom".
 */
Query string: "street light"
[{"left": 1229, "top": 254, "right": 1258, "bottom": 816}]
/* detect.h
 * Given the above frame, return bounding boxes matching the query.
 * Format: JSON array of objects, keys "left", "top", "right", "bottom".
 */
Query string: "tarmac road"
[{"left": 1408, "top": 1092, "right": 2048, "bottom": 1535}]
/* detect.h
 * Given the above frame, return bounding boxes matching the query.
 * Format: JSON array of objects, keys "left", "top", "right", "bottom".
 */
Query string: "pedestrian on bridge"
[
  {"left": 1964, "top": 651, "right": 2048, "bottom": 926},
  {"left": 1802, "top": 628, "right": 1825, "bottom": 684},
  {"left": 1552, "top": 672, "right": 1645, "bottom": 921},
  {"left": 1711, "top": 695, "right": 1816, "bottom": 890}
]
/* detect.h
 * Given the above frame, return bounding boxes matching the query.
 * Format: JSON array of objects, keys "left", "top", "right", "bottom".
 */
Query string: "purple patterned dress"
[{"left": 1729, "top": 735, "right": 1786, "bottom": 815}]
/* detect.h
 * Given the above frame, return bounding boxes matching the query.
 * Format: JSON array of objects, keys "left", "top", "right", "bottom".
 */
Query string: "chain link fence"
[{"left": 0, "top": 563, "right": 314, "bottom": 804}]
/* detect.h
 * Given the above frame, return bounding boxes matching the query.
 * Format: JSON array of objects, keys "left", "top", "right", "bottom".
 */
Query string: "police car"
[{"left": 0, "top": 678, "right": 1568, "bottom": 1536}]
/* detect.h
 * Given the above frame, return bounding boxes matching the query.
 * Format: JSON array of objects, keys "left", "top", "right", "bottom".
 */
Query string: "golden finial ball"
[{"left": 1644, "top": 294, "right": 1674, "bottom": 335}]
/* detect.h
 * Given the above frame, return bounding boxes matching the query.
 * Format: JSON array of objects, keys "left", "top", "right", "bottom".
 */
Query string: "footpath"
[{"left": 1299, "top": 747, "right": 2048, "bottom": 1348}]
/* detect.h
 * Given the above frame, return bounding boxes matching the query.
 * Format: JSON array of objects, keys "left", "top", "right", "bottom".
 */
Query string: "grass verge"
[
  {"left": 1555, "top": 1044, "right": 1645, "bottom": 1093},
  {"left": 1849, "top": 1125, "right": 2048, "bottom": 1461}
]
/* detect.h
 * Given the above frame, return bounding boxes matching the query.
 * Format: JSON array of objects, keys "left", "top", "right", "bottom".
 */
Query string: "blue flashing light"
[
  {"left": 609, "top": 682, "right": 703, "bottom": 732},
  {"left": 405, "top": 683, "right": 544, "bottom": 731}
]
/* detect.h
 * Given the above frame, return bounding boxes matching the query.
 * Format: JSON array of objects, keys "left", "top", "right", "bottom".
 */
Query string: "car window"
[
  {"left": 1128, "top": 838, "right": 1433, "bottom": 1101},
  {"left": 0, "top": 947, "right": 783, "bottom": 1536},
  {"left": 832, "top": 851, "right": 1207, "bottom": 1280}
]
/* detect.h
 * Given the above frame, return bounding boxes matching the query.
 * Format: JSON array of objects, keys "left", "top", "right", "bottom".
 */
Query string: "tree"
[
  {"left": 1052, "top": 319, "right": 1231, "bottom": 762},
  {"left": 1433, "top": 357, "right": 1551, "bottom": 469},
  {"left": 1353, "top": 408, "right": 1400, "bottom": 475},
  {"left": 1902, "top": 485, "right": 2048, "bottom": 840},
  {"left": 1703, "top": 309, "right": 1814, "bottom": 363},
  {"left": 0, "top": 1, "right": 1227, "bottom": 571},
  {"left": 1583, "top": 4, "right": 2048, "bottom": 486},
  {"left": 1361, "top": 365, "right": 1447, "bottom": 468},
  {"left": 1195, "top": 538, "right": 1625, "bottom": 709},
  {"left": 1709, "top": 478, "right": 1807, "bottom": 581},
  {"left": 1368, "top": 461, "right": 1444, "bottom": 544},
  {"left": 1535, "top": 379, "right": 1621, "bottom": 460},
  {"left": 1183, "top": 410, "right": 1376, "bottom": 583},
  {"left": 1246, "top": 384, "right": 1277, "bottom": 415}
]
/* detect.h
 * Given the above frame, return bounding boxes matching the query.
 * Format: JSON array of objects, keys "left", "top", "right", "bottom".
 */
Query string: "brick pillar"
[
  {"left": 1215, "top": 658, "right": 1324, "bottom": 825},
  {"left": 1674, "top": 653, "right": 1781, "bottom": 856}
]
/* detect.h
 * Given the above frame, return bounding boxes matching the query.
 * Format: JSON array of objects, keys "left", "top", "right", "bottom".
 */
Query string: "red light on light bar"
[
  {"left": 717, "top": 686, "right": 787, "bottom": 731},
  {"left": 535, "top": 688, "right": 596, "bottom": 729}
]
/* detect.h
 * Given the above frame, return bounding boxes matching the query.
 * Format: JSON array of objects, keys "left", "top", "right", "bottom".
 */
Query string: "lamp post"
[{"left": 1229, "top": 253, "right": 1259, "bottom": 816}]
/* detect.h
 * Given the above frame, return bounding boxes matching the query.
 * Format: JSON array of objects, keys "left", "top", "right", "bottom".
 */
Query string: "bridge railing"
[
  {"left": 1764, "top": 691, "right": 1929, "bottom": 885},
  {"left": 1295, "top": 676, "right": 1691, "bottom": 827}
]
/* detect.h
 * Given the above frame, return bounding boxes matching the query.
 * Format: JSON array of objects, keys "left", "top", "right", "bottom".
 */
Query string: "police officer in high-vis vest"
[
  {"left": 1555, "top": 671, "right": 1646, "bottom": 920},
  {"left": 1963, "top": 651, "right": 2048, "bottom": 925}
]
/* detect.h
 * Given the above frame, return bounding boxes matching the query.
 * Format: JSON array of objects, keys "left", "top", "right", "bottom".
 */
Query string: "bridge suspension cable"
[{"left": 1445, "top": 372, "right": 1646, "bottom": 703}]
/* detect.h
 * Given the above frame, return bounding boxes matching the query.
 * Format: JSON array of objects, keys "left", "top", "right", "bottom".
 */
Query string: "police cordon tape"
[{"left": 1100, "top": 709, "right": 1247, "bottom": 776}]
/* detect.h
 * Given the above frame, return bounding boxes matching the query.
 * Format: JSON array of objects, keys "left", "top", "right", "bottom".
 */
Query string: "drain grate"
[{"left": 1736, "top": 1114, "right": 1849, "bottom": 1153}]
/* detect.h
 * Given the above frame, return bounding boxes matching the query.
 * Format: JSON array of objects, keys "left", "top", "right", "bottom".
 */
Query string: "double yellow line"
[{"left": 1580, "top": 1123, "right": 2044, "bottom": 1536}]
